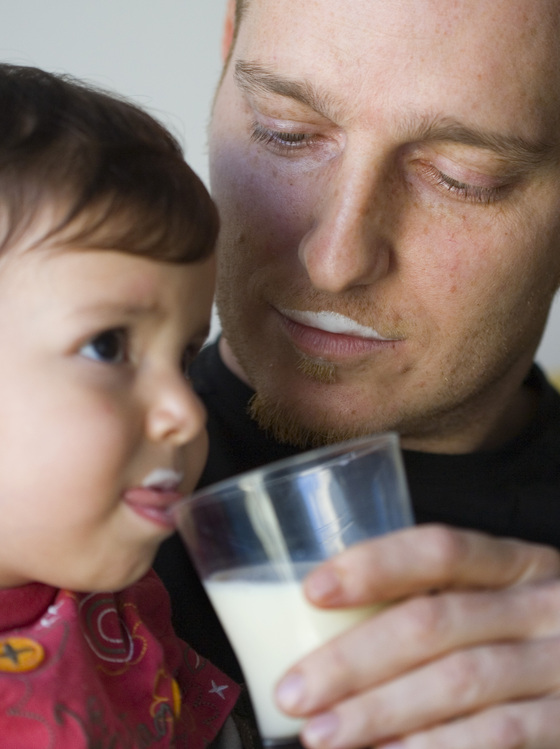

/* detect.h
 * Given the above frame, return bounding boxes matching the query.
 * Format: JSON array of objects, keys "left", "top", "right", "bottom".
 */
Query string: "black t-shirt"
[{"left": 154, "top": 341, "right": 560, "bottom": 682}]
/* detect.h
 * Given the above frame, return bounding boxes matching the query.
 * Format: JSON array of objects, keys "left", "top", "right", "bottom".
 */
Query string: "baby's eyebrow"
[
  {"left": 235, "top": 60, "right": 341, "bottom": 120},
  {"left": 69, "top": 299, "right": 162, "bottom": 321}
]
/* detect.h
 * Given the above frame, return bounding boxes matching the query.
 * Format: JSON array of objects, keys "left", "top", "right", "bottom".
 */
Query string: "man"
[{"left": 156, "top": 0, "right": 560, "bottom": 746}]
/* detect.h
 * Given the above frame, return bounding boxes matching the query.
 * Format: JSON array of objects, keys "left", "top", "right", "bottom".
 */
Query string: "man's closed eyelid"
[
  {"left": 416, "top": 162, "right": 512, "bottom": 204},
  {"left": 251, "top": 122, "right": 312, "bottom": 145}
]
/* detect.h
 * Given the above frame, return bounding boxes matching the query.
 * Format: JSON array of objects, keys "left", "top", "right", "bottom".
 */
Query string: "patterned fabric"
[{"left": 0, "top": 570, "right": 239, "bottom": 748}]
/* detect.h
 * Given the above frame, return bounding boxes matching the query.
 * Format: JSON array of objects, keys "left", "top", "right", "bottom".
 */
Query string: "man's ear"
[{"left": 221, "top": 0, "right": 237, "bottom": 62}]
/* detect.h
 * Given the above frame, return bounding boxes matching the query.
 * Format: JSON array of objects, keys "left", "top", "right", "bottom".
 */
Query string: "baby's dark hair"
[{"left": 0, "top": 63, "right": 217, "bottom": 262}]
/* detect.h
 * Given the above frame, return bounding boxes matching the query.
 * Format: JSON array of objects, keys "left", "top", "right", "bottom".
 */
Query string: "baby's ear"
[{"left": 221, "top": 0, "right": 237, "bottom": 62}]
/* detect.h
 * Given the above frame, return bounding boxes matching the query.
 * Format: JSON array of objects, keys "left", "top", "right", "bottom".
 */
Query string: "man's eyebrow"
[
  {"left": 402, "top": 115, "right": 557, "bottom": 169},
  {"left": 234, "top": 60, "right": 340, "bottom": 120}
]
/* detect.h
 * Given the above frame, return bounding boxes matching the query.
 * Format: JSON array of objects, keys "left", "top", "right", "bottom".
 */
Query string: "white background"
[{"left": 1, "top": 1, "right": 558, "bottom": 376}]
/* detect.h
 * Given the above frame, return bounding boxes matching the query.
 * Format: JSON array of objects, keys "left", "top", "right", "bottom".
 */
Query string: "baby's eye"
[{"left": 80, "top": 328, "right": 128, "bottom": 364}]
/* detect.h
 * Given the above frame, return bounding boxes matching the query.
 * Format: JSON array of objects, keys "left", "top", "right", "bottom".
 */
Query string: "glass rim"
[{"left": 173, "top": 431, "right": 401, "bottom": 514}]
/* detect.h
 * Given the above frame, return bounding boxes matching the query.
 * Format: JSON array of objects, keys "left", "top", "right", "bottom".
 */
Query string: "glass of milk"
[{"left": 172, "top": 433, "right": 413, "bottom": 748}]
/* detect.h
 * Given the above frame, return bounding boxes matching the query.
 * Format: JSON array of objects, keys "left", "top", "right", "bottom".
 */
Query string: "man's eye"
[
  {"left": 80, "top": 329, "right": 128, "bottom": 364},
  {"left": 418, "top": 162, "right": 510, "bottom": 205},
  {"left": 250, "top": 122, "right": 314, "bottom": 153}
]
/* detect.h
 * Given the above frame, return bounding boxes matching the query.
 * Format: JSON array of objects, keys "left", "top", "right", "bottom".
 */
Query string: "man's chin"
[{"left": 247, "top": 391, "right": 370, "bottom": 449}]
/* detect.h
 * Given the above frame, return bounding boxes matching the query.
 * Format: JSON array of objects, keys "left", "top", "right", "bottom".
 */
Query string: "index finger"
[{"left": 304, "top": 524, "right": 560, "bottom": 607}]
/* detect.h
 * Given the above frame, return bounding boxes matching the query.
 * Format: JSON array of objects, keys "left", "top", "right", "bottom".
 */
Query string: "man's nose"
[
  {"left": 298, "top": 157, "right": 394, "bottom": 294},
  {"left": 144, "top": 369, "right": 207, "bottom": 447}
]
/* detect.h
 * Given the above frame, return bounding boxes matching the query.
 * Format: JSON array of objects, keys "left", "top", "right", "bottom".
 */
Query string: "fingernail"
[
  {"left": 302, "top": 712, "right": 339, "bottom": 748},
  {"left": 276, "top": 673, "right": 305, "bottom": 711},
  {"left": 305, "top": 567, "right": 340, "bottom": 602}
]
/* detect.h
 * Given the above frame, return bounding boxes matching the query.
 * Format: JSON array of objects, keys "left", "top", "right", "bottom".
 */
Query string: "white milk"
[{"left": 205, "top": 565, "right": 380, "bottom": 741}]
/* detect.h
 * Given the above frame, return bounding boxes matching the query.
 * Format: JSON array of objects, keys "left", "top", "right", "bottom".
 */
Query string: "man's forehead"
[
  {"left": 236, "top": 0, "right": 560, "bottom": 139},
  {"left": 241, "top": 0, "right": 560, "bottom": 50},
  {"left": 244, "top": 0, "right": 558, "bottom": 18}
]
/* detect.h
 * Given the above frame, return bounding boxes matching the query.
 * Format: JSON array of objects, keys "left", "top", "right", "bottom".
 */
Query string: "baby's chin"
[{"left": 65, "top": 553, "right": 157, "bottom": 594}]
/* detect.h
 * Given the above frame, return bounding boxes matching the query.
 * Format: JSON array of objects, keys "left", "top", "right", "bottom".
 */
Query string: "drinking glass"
[{"left": 172, "top": 432, "right": 413, "bottom": 747}]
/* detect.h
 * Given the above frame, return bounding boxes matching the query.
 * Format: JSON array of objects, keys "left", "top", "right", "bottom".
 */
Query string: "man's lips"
[
  {"left": 279, "top": 308, "right": 402, "bottom": 359},
  {"left": 282, "top": 309, "right": 398, "bottom": 341}
]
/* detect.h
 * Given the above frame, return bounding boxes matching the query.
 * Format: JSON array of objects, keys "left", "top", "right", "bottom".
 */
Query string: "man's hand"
[{"left": 274, "top": 525, "right": 560, "bottom": 749}]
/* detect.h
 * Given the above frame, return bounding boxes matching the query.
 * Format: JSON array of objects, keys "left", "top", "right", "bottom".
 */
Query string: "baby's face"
[{"left": 0, "top": 243, "right": 215, "bottom": 592}]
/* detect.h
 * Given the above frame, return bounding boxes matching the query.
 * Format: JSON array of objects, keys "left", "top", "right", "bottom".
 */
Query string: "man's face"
[{"left": 209, "top": 0, "right": 560, "bottom": 452}]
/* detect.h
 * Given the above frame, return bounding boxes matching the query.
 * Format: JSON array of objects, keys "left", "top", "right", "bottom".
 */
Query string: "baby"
[{"left": 0, "top": 63, "right": 240, "bottom": 747}]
